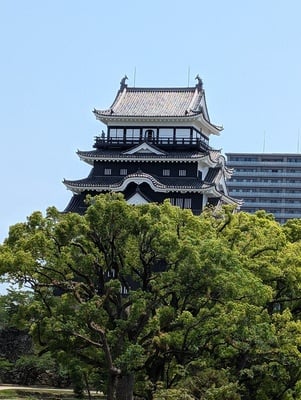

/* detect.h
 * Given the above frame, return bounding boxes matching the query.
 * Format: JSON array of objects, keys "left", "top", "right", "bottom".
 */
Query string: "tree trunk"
[
  {"left": 83, "top": 371, "right": 91, "bottom": 400},
  {"left": 90, "top": 323, "right": 134, "bottom": 400},
  {"left": 116, "top": 373, "right": 134, "bottom": 400},
  {"left": 107, "top": 370, "right": 119, "bottom": 400},
  {"left": 107, "top": 369, "right": 135, "bottom": 400}
]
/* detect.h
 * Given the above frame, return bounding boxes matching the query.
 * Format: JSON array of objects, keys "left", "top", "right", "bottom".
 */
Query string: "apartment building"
[{"left": 226, "top": 153, "right": 301, "bottom": 223}]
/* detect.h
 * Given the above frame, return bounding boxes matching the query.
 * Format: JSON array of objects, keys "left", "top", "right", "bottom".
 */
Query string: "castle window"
[
  {"left": 184, "top": 198, "right": 192, "bottom": 208},
  {"left": 109, "top": 128, "right": 124, "bottom": 139},
  {"left": 120, "top": 168, "right": 128, "bottom": 176},
  {"left": 170, "top": 198, "right": 184, "bottom": 207},
  {"left": 121, "top": 285, "right": 128, "bottom": 295},
  {"left": 176, "top": 128, "right": 190, "bottom": 138},
  {"left": 179, "top": 169, "right": 186, "bottom": 176},
  {"left": 160, "top": 128, "right": 174, "bottom": 142},
  {"left": 163, "top": 169, "right": 170, "bottom": 176},
  {"left": 175, "top": 198, "right": 184, "bottom": 207},
  {"left": 104, "top": 168, "right": 112, "bottom": 175},
  {"left": 126, "top": 128, "right": 141, "bottom": 140},
  {"left": 145, "top": 129, "right": 154, "bottom": 141}
]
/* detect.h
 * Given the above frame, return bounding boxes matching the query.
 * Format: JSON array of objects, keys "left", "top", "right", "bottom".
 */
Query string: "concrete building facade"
[{"left": 226, "top": 153, "right": 301, "bottom": 223}]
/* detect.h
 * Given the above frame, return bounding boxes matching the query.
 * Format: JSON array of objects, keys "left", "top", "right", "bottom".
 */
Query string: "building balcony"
[
  {"left": 228, "top": 161, "right": 301, "bottom": 168},
  {"left": 229, "top": 171, "right": 301, "bottom": 178},
  {"left": 241, "top": 207, "right": 301, "bottom": 219},
  {"left": 242, "top": 201, "right": 301, "bottom": 209},
  {"left": 228, "top": 191, "right": 301, "bottom": 199},
  {"left": 94, "top": 136, "right": 211, "bottom": 151},
  {"left": 227, "top": 181, "right": 301, "bottom": 188}
]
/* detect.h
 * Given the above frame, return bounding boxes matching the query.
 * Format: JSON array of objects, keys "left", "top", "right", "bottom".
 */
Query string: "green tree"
[
  {"left": 0, "top": 194, "right": 185, "bottom": 399},
  {"left": 283, "top": 218, "right": 301, "bottom": 243},
  {"left": 199, "top": 210, "right": 301, "bottom": 399},
  {"left": 0, "top": 290, "right": 68, "bottom": 387},
  {"left": 141, "top": 209, "right": 301, "bottom": 399},
  {"left": 1, "top": 195, "right": 301, "bottom": 399}
]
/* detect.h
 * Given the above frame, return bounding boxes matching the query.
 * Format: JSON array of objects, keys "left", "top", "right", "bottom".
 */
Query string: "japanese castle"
[{"left": 64, "top": 75, "right": 239, "bottom": 214}]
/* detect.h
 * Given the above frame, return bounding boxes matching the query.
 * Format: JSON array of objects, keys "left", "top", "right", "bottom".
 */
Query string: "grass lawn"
[{"left": 0, "top": 387, "right": 105, "bottom": 400}]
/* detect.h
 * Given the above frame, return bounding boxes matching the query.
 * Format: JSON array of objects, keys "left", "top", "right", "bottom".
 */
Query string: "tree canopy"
[{"left": 1, "top": 194, "right": 301, "bottom": 400}]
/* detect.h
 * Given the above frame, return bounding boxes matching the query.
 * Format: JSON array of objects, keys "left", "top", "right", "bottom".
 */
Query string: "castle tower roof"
[{"left": 93, "top": 76, "right": 222, "bottom": 136}]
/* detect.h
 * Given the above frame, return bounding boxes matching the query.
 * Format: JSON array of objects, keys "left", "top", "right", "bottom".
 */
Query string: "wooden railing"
[{"left": 94, "top": 136, "right": 211, "bottom": 150}]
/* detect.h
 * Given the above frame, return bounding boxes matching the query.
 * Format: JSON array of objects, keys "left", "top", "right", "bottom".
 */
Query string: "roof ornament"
[
  {"left": 195, "top": 74, "right": 203, "bottom": 90},
  {"left": 120, "top": 75, "right": 128, "bottom": 90}
]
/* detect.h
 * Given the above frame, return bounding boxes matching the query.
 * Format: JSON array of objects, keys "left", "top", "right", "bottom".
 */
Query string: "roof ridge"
[{"left": 125, "top": 86, "right": 196, "bottom": 92}]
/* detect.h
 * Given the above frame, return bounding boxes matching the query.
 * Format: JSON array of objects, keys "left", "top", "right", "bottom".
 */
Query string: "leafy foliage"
[{"left": 1, "top": 194, "right": 301, "bottom": 399}]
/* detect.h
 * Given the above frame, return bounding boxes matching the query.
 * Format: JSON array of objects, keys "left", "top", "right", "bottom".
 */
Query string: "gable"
[
  {"left": 127, "top": 192, "right": 150, "bottom": 205},
  {"left": 123, "top": 142, "right": 166, "bottom": 155}
]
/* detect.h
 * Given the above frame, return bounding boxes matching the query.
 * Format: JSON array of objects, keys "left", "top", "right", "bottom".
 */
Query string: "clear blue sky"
[{"left": 1, "top": 0, "right": 301, "bottom": 244}]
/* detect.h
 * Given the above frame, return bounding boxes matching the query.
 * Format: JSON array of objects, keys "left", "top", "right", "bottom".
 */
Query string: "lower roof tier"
[
  {"left": 64, "top": 184, "right": 235, "bottom": 216},
  {"left": 63, "top": 170, "right": 240, "bottom": 208},
  {"left": 77, "top": 145, "right": 224, "bottom": 169},
  {"left": 64, "top": 169, "right": 220, "bottom": 192}
]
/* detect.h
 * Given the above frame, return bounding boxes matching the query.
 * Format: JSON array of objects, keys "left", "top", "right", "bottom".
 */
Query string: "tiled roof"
[
  {"left": 64, "top": 176, "right": 121, "bottom": 186},
  {"left": 63, "top": 172, "right": 241, "bottom": 206},
  {"left": 64, "top": 173, "right": 207, "bottom": 191},
  {"left": 94, "top": 87, "right": 204, "bottom": 118},
  {"left": 77, "top": 149, "right": 208, "bottom": 160},
  {"left": 64, "top": 193, "right": 87, "bottom": 214},
  {"left": 204, "top": 167, "right": 221, "bottom": 183},
  {"left": 208, "top": 150, "right": 223, "bottom": 162},
  {"left": 160, "top": 176, "right": 204, "bottom": 189}
]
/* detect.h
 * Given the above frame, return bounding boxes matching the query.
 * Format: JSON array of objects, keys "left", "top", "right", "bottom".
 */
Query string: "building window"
[
  {"left": 126, "top": 128, "right": 141, "bottom": 140},
  {"left": 179, "top": 169, "right": 186, "bottom": 176},
  {"left": 175, "top": 198, "right": 184, "bottom": 207},
  {"left": 159, "top": 128, "right": 174, "bottom": 141},
  {"left": 120, "top": 168, "right": 127, "bottom": 176},
  {"left": 184, "top": 198, "right": 192, "bottom": 208},
  {"left": 121, "top": 285, "right": 128, "bottom": 295},
  {"left": 145, "top": 129, "right": 154, "bottom": 141},
  {"left": 170, "top": 198, "right": 184, "bottom": 207},
  {"left": 109, "top": 128, "right": 124, "bottom": 140},
  {"left": 163, "top": 169, "right": 170, "bottom": 176},
  {"left": 104, "top": 168, "right": 112, "bottom": 175}
]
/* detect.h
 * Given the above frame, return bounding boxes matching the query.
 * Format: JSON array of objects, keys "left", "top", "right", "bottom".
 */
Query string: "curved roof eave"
[
  {"left": 199, "top": 114, "right": 223, "bottom": 136},
  {"left": 94, "top": 112, "right": 199, "bottom": 123},
  {"left": 64, "top": 174, "right": 218, "bottom": 195},
  {"left": 221, "top": 195, "right": 243, "bottom": 207},
  {"left": 77, "top": 150, "right": 209, "bottom": 165},
  {"left": 204, "top": 186, "right": 241, "bottom": 207},
  {"left": 93, "top": 111, "right": 222, "bottom": 135},
  {"left": 64, "top": 177, "right": 240, "bottom": 207},
  {"left": 198, "top": 153, "right": 220, "bottom": 168}
]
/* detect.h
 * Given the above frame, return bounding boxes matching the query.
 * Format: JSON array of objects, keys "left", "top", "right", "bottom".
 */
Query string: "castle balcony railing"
[{"left": 94, "top": 136, "right": 211, "bottom": 151}]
